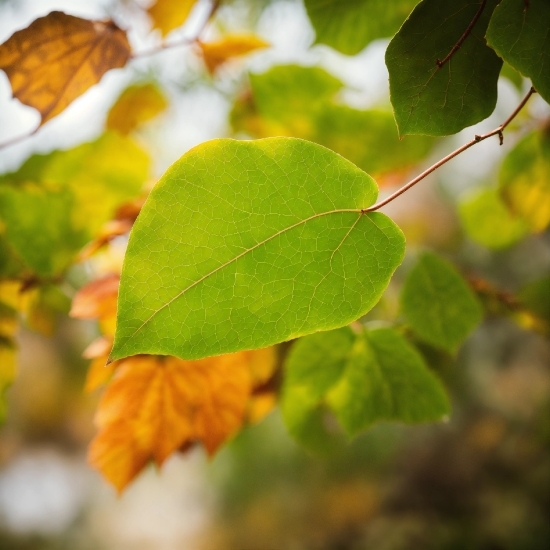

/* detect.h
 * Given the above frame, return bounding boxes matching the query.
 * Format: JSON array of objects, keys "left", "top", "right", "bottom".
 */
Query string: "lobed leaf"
[
  {"left": 499, "top": 129, "right": 550, "bottom": 233},
  {"left": 110, "top": 138, "right": 406, "bottom": 362},
  {"left": 487, "top": 0, "right": 550, "bottom": 104},
  {"left": 386, "top": 0, "right": 502, "bottom": 136},
  {"left": 401, "top": 252, "right": 483, "bottom": 352},
  {"left": 304, "top": 0, "right": 419, "bottom": 56},
  {"left": 0, "top": 11, "right": 131, "bottom": 124}
]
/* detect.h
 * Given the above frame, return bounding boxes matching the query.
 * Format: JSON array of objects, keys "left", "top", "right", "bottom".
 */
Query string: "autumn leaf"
[
  {"left": 83, "top": 336, "right": 116, "bottom": 392},
  {"left": 106, "top": 83, "right": 168, "bottom": 135},
  {"left": 0, "top": 11, "right": 131, "bottom": 125},
  {"left": 69, "top": 273, "right": 119, "bottom": 335},
  {"left": 147, "top": 0, "right": 199, "bottom": 36},
  {"left": 198, "top": 34, "right": 270, "bottom": 74},
  {"left": 89, "top": 347, "right": 276, "bottom": 492}
]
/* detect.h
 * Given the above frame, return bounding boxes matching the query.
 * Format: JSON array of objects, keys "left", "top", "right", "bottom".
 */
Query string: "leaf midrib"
[{"left": 116, "top": 207, "right": 365, "bottom": 355}]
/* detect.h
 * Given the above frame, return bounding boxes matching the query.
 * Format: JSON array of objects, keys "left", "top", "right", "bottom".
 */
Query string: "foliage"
[{"left": 0, "top": 0, "right": 548, "bottom": 497}]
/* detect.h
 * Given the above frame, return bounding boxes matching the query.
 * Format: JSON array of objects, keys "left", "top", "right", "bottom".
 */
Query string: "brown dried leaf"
[{"left": 0, "top": 11, "right": 131, "bottom": 124}]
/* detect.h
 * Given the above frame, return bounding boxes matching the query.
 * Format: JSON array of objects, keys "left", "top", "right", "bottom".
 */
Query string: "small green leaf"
[
  {"left": 459, "top": 188, "right": 528, "bottom": 249},
  {"left": 111, "top": 138, "right": 406, "bottom": 362},
  {"left": 232, "top": 65, "right": 435, "bottom": 178},
  {"left": 499, "top": 129, "right": 550, "bottom": 233},
  {"left": 328, "top": 328, "right": 450, "bottom": 435},
  {"left": 386, "top": 0, "right": 502, "bottom": 136},
  {"left": 487, "top": 0, "right": 550, "bottom": 104},
  {"left": 401, "top": 252, "right": 483, "bottom": 351},
  {"left": 304, "top": 0, "right": 419, "bottom": 55},
  {"left": 282, "top": 326, "right": 450, "bottom": 441}
]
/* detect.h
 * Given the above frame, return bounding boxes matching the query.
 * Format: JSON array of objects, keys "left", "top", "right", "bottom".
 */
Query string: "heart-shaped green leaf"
[{"left": 110, "top": 138, "right": 405, "bottom": 362}]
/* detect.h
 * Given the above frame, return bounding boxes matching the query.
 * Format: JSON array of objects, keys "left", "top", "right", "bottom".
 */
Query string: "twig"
[
  {"left": 363, "top": 87, "right": 537, "bottom": 213},
  {"left": 0, "top": 124, "right": 40, "bottom": 150},
  {"left": 131, "top": 0, "right": 221, "bottom": 59},
  {"left": 436, "top": 0, "right": 486, "bottom": 68}
]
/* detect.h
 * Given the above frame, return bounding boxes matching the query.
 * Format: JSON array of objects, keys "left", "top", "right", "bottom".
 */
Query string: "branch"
[
  {"left": 363, "top": 87, "right": 537, "bottom": 213},
  {"left": 0, "top": 124, "right": 39, "bottom": 150},
  {"left": 436, "top": 0, "right": 486, "bottom": 68},
  {"left": 131, "top": 0, "right": 221, "bottom": 59}
]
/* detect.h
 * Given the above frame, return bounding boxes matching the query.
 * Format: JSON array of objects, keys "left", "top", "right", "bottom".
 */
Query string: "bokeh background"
[{"left": 0, "top": 0, "right": 549, "bottom": 548}]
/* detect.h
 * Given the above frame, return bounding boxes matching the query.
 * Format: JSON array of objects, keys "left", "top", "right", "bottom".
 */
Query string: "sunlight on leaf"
[
  {"left": 0, "top": 11, "right": 131, "bottom": 124},
  {"left": 198, "top": 34, "right": 270, "bottom": 74},
  {"left": 110, "top": 137, "right": 405, "bottom": 363},
  {"left": 147, "top": 0, "right": 199, "bottom": 36},
  {"left": 106, "top": 83, "right": 168, "bottom": 135}
]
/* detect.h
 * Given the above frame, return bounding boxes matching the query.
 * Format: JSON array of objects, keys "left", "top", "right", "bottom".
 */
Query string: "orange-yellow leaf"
[
  {"left": 147, "top": 0, "right": 199, "bottom": 36},
  {"left": 83, "top": 336, "right": 116, "bottom": 392},
  {"left": 0, "top": 11, "right": 131, "bottom": 124},
  {"left": 78, "top": 220, "right": 133, "bottom": 261},
  {"left": 198, "top": 34, "right": 270, "bottom": 74},
  {"left": 70, "top": 273, "right": 119, "bottom": 321},
  {"left": 106, "top": 83, "right": 168, "bottom": 135},
  {"left": 89, "top": 348, "right": 276, "bottom": 492}
]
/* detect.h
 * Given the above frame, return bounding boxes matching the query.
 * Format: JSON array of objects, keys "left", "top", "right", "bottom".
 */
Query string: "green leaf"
[
  {"left": 304, "top": 0, "right": 419, "bottom": 55},
  {"left": 386, "top": 0, "right": 502, "bottom": 136},
  {"left": 0, "top": 133, "right": 150, "bottom": 277},
  {"left": 519, "top": 276, "right": 550, "bottom": 322},
  {"left": 401, "top": 252, "right": 483, "bottom": 351},
  {"left": 500, "top": 62, "right": 524, "bottom": 91},
  {"left": 282, "top": 326, "right": 450, "bottom": 441},
  {"left": 232, "top": 65, "right": 435, "bottom": 178},
  {"left": 487, "top": 0, "right": 550, "bottom": 104},
  {"left": 111, "top": 138, "right": 406, "bottom": 362},
  {"left": 499, "top": 129, "right": 550, "bottom": 233},
  {"left": 458, "top": 188, "right": 528, "bottom": 249}
]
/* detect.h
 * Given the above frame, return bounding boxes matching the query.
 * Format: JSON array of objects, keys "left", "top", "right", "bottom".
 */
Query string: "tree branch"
[
  {"left": 436, "top": 0, "right": 486, "bottom": 68},
  {"left": 131, "top": 0, "right": 221, "bottom": 59},
  {"left": 363, "top": 87, "right": 537, "bottom": 214},
  {"left": 0, "top": 124, "right": 40, "bottom": 151}
]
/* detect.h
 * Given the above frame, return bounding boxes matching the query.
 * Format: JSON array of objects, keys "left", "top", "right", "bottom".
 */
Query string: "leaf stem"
[
  {"left": 363, "top": 87, "right": 537, "bottom": 213},
  {"left": 130, "top": 0, "right": 221, "bottom": 60},
  {"left": 436, "top": 0, "right": 486, "bottom": 68}
]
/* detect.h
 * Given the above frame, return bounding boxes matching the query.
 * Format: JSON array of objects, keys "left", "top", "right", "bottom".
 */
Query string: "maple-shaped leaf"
[
  {"left": 147, "top": 0, "right": 199, "bottom": 36},
  {"left": 0, "top": 11, "right": 131, "bottom": 125},
  {"left": 82, "top": 336, "right": 116, "bottom": 392},
  {"left": 198, "top": 34, "right": 270, "bottom": 74},
  {"left": 89, "top": 347, "right": 275, "bottom": 492}
]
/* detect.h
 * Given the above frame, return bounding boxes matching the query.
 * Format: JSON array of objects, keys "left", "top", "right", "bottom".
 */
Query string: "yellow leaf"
[
  {"left": 198, "top": 34, "right": 270, "bottom": 74},
  {"left": 89, "top": 348, "right": 276, "bottom": 492},
  {"left": 83, "top": 336, "right": 116, "bottom": 392},
  {"left": 0, "top": 12, "right": 131, "bottom": 124},
  {"left": 106, "top": 83, "right": 168, "bottom": 135},
  {"left": 147, "top": 0, "right": 199, "bottom": 37}
]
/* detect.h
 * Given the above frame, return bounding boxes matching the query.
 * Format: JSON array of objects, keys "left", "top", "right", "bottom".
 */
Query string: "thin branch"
[
  {"left": 363, "top": 87, "right": 537, "bottom": 213},
  {"left": 436, "top": 0, "right": 486, "bottom": 68},
  {"left": 0, "top": 124, "right": 40, "bottom": 151},
  {"left": 131, "top": 0, "right": 221, "bottom": 59}
]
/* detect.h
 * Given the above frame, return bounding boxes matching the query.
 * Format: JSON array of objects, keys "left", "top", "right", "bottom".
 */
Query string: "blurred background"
[{"left": 0, "top": 0, "right": 549, "bottom": 548}]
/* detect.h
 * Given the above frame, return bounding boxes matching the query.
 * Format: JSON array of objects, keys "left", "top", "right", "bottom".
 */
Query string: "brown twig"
[
  {"left": 436, "top": 0, "right": 486, "bottom": 68},
  {"left": 131, "top": 0, "right": 221, "bottom": 59},
  {"left": 0, "top": 124, "right": 40, "bottom": 150},
  {"left": 363, "top": 87, "right": 537, "bottom": 213}
]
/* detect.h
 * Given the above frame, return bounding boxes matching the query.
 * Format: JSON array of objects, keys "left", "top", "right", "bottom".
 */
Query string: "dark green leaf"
[
  {"left": 487, "top": 0, "right": 550, "bottom": 103},
  {"left": 401, "top": 252, "right": 483, "bottom": 351},
  {"left": 304, "top": 0, "right": 419, "bottom": 55},
  {"left": 386, "top": 0, "right": 502, "bottom": 136}
]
